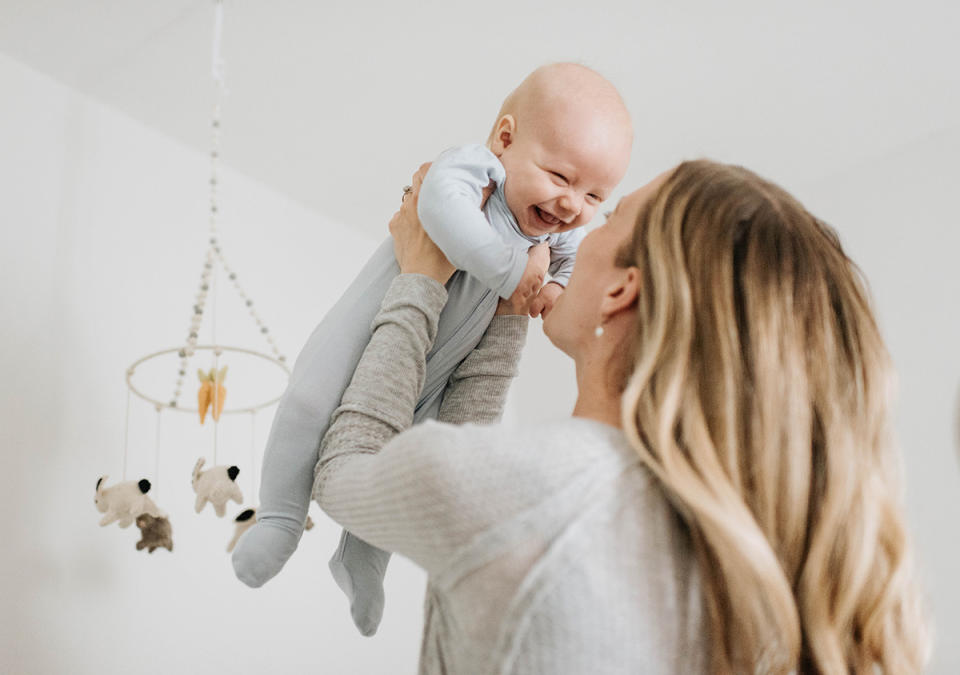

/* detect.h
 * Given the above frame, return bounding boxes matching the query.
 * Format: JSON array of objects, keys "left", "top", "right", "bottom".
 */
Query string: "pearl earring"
[{"left": 595, "top": 325, "right": 604, "bottom": 337}]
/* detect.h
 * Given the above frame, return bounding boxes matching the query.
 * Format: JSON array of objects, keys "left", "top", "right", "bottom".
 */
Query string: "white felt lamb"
[
  {"left": 226, "top": 507, "right": 314, "bottom": 552},
  {"left": 192, "top": 457, "right": 243, "bottom": 517},
  {"left": 226, "top": 508, "right": 257, "bottom": 553},
  {"left": 95, "top": 476, "right": 163, "bottom": 528}
]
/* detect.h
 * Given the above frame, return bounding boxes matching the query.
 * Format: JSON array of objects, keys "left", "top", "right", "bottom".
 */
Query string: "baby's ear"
[{"left": 490, "top": 114, "right": 516, "bottom": 156}]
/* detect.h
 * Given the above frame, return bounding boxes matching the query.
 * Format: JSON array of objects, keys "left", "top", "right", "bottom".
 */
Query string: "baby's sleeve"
[
  {"left": 546, "top": 226, "right": 586, "bottom": 287},
  {"left": 418, "top": 145, "right": 528, "bottom": 299}
]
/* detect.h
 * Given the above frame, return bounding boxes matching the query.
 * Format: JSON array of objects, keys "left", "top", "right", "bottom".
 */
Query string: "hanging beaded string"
[
  {"left": 215, "top": 247, "right": 286, "bottom": 364},
  {"left": 212, "top": 233, "right": 220, "bottom": 466},
  {"left": 171, "top": 0, "right": 222, "bottom": 412},
  {"left": 171, "top": 146, "right": 218, "bottom": 406},
  {"left": 206, "top": 0, "right": 282, "bottom": 365},
  {"left": 170, "top": 250, "right": 213, "bottom": 408},
  {"left": 168, "top": 0, "right": 283, "bottom": 412}
]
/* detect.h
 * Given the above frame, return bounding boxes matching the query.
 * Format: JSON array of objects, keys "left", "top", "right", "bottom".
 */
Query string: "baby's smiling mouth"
[{"left": 534, "top": 206, "right": 562, "bottom": 227}]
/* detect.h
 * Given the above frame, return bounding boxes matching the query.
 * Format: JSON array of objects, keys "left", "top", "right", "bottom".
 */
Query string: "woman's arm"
[
  {"left": 312, "top": 273, "right": 527, "bottom": 574},
  {"left": 437, "top": 313, "right": 528, "bottom": 424}
]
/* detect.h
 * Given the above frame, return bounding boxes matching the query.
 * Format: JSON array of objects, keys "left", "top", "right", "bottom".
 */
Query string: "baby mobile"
[{"left": 94, "top": 0, "right": 311, "bottom": 554}]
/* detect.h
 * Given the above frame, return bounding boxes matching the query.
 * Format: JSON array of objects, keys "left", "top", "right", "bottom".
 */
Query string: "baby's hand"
[
  {"left": 529, "top": 281, "right": 564, "bottom": 319},
  {"left": 512, "top": 242, "right": 551, "bottom": 303}
]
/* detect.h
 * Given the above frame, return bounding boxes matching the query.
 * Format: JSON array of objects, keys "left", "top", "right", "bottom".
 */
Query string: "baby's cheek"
[{"left": 579, "top": 205, "right": 598, "bottom": 226}]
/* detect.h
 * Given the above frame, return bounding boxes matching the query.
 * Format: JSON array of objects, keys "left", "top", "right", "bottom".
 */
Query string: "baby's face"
[{"left": 494, "top": 113, "right": 631, "bottom": 238}]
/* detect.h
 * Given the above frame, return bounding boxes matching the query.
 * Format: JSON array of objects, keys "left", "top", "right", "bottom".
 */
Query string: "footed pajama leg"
[
  {"left": 326, "top": 271, "right": 498, "bottom": 635},
  {"left": 231, "top": 238, "right": 402, "bottom": 587}
]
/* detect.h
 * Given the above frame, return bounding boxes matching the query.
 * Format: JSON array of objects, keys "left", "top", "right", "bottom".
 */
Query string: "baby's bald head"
[
  {"left": 489, "top": 63, "right": 633, "bottom": 157},
  {"left": 486, "top": 64, "right": 633, "bottom": 238}
]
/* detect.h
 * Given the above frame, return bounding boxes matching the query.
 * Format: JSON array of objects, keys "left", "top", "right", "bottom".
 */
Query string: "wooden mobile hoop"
[{"left": 125, "top": 345, "right": 289, "bottom": 415}]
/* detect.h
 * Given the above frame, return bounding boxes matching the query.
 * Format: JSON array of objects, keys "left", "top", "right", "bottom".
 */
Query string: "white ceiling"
[{"left": 1, "top": 0, "right": 958, "bottom": 237}]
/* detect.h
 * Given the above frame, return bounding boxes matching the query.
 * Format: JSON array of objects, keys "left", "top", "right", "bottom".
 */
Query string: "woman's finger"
[
  {"left": 412, "top": 162, "right": 431, "bottom": 192},
  {"left": 398, "top": 183, "right": 417, "bottom": 220}
]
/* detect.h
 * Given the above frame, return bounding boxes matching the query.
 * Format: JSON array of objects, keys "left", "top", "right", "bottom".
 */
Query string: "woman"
[{"left": 313, "top": 160, "right": 928, "bottom": 673}]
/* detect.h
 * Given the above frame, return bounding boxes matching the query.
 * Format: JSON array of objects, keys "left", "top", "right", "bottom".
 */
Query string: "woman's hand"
[{"left": 389, "top": 163, "right": 456, "bottom": 285}]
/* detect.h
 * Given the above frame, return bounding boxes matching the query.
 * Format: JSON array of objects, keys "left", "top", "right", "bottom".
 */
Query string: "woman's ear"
[
  {"left": 489, "top": 115, "right": 516, "bottom": 157},
  {"left": 599, "top": 267, "right": 640, "bottom": 322}
]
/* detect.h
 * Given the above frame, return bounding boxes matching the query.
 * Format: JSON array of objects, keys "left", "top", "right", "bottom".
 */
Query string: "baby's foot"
[
  {"left": 328, "top": 532, "right": 390, "bottom": 636},
  {"left": 231, "top": 519, "right": 301, "bottom": 588}
]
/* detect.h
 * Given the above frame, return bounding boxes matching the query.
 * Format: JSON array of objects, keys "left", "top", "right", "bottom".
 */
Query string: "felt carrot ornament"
[
  {"left": 197, "top": 365, "right": 228, "bottom": 424},
  {"left": 197, "top": 369, "right": 210, "bottom": 423}
]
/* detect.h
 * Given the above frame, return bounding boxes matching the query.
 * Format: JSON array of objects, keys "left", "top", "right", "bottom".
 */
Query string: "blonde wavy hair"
[{"left": 616, "top": 160, "right": 929, "bottom": 673}]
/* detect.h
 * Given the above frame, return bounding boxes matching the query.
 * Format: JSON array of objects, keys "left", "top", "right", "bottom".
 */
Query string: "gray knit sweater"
[{"left": 314, "top": 274, "right": 706, "bottom": 674}]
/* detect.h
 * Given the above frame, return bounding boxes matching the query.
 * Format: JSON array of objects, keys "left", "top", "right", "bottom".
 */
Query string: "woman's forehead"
[{"left": 622, "top": 170, "right": 672, "bottom": 210}]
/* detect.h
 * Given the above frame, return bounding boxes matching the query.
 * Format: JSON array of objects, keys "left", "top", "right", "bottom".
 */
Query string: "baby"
[
  {"left": 418, "top": 64, "right": 632, "bottom": 318},
  {"left": 231, "top": 63, "right": 633, "bottom": 635}
]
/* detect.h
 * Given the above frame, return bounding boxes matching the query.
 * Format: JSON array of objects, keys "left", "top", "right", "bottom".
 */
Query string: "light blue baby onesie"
[{"left": 230, "top": 143, "right": 584, "bottom": 635}]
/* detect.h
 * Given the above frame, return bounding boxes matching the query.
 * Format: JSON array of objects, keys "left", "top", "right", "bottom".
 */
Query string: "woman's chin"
[
  {"left": 542, "top": 310, "right": 554, "bottom": 337},
  {"left": 541, "top": 312, "right": 565, "bottom": 353}
]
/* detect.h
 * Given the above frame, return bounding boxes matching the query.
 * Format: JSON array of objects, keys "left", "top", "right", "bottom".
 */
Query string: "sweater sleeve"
[
  {"left": 313, "top": 274, "right": 528, "bottom": 574},
  {"left": 418, "top": 144, "right": 528, "bottom": 299},
  {"left": 437, "top": 314, "right": 528, "bottom": 425}
]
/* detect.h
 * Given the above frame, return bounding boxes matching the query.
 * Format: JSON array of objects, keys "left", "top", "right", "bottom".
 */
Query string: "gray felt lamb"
[{"left": 135, "top": 513, "right": 173, "bottom": 553}]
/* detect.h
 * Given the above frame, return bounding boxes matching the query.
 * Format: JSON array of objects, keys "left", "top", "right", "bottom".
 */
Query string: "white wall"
[
  {"left": 3, "top": 48, "right": 959, "bottom": 672},
  {"left": 0, "top": 53, "right": 429, "bottom": 674}
]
